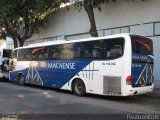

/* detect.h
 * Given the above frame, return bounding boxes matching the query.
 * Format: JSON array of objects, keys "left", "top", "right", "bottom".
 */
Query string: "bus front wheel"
[
  {"left": 72, "top": 79, "right": 86, "bottom": 96},
  {"left": 17, "top": 74, "right": 25, "bottom": 86}
]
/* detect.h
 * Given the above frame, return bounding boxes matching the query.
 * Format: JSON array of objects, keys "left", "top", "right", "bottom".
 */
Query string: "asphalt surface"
[{"left": 0, "top": 81, "right": 160, "bottom": 120}]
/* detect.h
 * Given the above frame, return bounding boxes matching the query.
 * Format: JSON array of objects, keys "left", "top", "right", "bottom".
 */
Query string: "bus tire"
[
  {"left": 72, "top": 79, "right": 86, "bottom": 96},
  {"left": 17, "top": 74, "right": 25, "bottom": 86}
]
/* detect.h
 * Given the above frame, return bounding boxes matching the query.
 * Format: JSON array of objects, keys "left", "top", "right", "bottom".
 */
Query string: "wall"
[{"left": 26, "top": 0, "right": 160, "bottom": 88}]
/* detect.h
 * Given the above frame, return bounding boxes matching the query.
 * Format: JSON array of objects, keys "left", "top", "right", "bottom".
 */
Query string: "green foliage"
[
  {"left": 0, "top": 0, "right": 69, "bottom": 47},
  {"left": 75, "top": 0, "right": 116, "bottom": 11}
]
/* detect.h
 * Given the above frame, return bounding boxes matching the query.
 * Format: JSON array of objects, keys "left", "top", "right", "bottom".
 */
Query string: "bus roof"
[{"left": 14, "top": 33, "right": 138, "bottom": 50}]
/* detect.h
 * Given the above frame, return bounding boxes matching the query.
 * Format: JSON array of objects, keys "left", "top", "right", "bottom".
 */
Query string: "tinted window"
[
  {"left": 3, "top": 49, "right": 12, "bottom": 57},
  {"left": 11, "top": 50, "right": 18, "bottom": 59},
  {"left": 16, "top": 38, "right": 125, "bottom": 61},
  {"left": 61, "top": 43, "right": 82, "bottom": 59},
  {"left": 131, "top": 35, "right": 153, "bottom": 55},
  {"left": 103, "top": 38, "right": 124, "bottom": 59},
  {"left": 82, "top": 41, "right": 103, "bottom": 59},
  {"left": 47, "top": 45, "right": 63, "bottom": 60},
  {"left": 18, "top": 47, "right": 51, "bottom": 61},
  {"left": 18, "top": 49, "right": 28, "bottom": 61},
  {"left": 31, "top": 47, "right": 47, "bottom": 61}
]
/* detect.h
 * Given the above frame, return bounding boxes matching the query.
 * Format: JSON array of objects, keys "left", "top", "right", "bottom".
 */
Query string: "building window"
[
  {"left": 104, "top": 29, "right": 112, "bottom": 36},
  {"left": 24, "top": 41, "right": 31, "bottom": 46},
  {"left": 33, "top": 39, "right": 41, "bottom": 43},
  {"left": 97, "top": 30, "right": 103, "bottom": 37},
  {"left": 112, "top": 28, "right": 120, "bottom": 35},
  {"left": 43, "top": 38, "right": 48, "bottom": 42},
  {"left": 155, "top": 22, "right": 160, "bottom": 35},
  {"left": 120, "top": 27, "right": 130, "bottom": 33},
  {"left": 143, "top": 23, "right": 154, "bottom": 36}
]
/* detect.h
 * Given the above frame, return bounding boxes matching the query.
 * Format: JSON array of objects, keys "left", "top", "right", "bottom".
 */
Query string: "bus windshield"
[
  {"left": 131, "top": 35, "right": 153, "bottom": 55},
  {"left": 3, "top": 49, "right": 12, "bottom": 58},
  {"left": 130, "top": 35, "right": 154, "bottom": 87}
]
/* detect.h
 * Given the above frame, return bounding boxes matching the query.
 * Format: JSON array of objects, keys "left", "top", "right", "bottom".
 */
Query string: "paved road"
[{"left": 0, "top": 81, "right": 160, "bottom": 119}]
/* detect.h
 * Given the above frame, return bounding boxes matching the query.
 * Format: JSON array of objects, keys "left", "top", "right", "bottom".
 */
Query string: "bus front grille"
[{"left": 103, "top": 76, "right": 121, "bottom": 95}]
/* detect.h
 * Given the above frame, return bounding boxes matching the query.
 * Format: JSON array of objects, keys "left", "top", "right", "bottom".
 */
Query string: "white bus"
[
  {"left": 9, "top": 34, "right": 154, "bottom": 96},
  {"left": 0, "top": 48, "right": 12, "bottom": 79}
]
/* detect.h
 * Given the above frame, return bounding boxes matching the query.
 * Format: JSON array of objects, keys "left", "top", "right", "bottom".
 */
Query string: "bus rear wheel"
[
  {"left": 17, "top": 74, "right": 25, "bottom": 86},
  {"left": 72, "top": 79, "right": 86, "bottom": 96}
]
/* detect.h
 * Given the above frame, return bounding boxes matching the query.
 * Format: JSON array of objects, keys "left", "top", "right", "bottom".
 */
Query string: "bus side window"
[
  {"left": 71, "top": 43, "right": 81, "bottom": 59},
  {"left": 92, "top": 50, "right": 100, "bottom": 58},
  {"left": 60, "top": 43, "right": 82, "bottom": 60},
  {"left": 31, "top": 48, "right": 38, "bottom": 61},
  {"left": 84, "top": 50, "right": 92, "bottom": 58},
  {"left": 82, "top": 41, "right": 102, "bottom": 59},
  {"left": 44, "top": 53, "right": 48, "bottom": 60},
  {"left": 103, "top": 38, "right": 124, "bottom": 59},
  {"left": 18, "top": 49, "right": 27, "bottom": 61},
  {"left": 82, "top": 40, "right": 102, "bottom": 59},
  {"left": 25, "top": 54, "right": 31, "bottom": 60},
  {"left": 11, "top": 50, "right": 18, "bottom": 59},
  {"left": 71, "top": 50, "right": 81, "bottom": 59},
  {"left": 49, "top": 45, "right": 62, "bottom": 60},
  {"left": 31, "top": 47, "right": 47, "bottom": 61},
  {"left": 38, "top": 54, "right": 44, "bottom": 60},
  {"left": 52, "top": 52, "right": 60, "bottom": 59}
]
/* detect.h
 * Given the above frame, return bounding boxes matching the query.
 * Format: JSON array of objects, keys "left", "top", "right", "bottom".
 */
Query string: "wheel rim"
[
  {"left": 75, "top": 82, "right": 83, "bottom": 94},
  {"left": 19, "top": 76, "right": 24, "bottom": 85}
]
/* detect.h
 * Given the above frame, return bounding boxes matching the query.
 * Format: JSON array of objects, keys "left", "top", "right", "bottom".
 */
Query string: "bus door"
[{"left": 131, "top": 35, "right": 154, "bottom": 87}]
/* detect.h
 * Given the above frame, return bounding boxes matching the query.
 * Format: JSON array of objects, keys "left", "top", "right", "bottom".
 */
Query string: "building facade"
[{"left": 25, "top": 0, "right": 160, "bottom": 88}]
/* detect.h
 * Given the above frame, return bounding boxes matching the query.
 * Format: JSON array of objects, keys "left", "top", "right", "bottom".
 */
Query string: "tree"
[
  {"left": 76, "top": 0, "right": 107, "bottom": 37},
  {"left": 84, "top": 0, "right": 98, "bottom": 37},
  {"left": 0, "top": 0, "right": 69, "bottom": 48}
]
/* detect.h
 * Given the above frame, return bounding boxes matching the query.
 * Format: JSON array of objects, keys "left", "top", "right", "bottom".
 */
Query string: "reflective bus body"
[{"left": 9, "top": 34, "right": 154, "bottom": 96}]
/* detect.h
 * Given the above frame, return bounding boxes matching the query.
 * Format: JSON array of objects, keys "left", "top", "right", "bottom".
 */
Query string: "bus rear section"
[
  {"left": 0, "top": 49, "right": 12, "bottom": 79},
  {"left": 126, "top": 35, "right": 154, "bottom": 95}
]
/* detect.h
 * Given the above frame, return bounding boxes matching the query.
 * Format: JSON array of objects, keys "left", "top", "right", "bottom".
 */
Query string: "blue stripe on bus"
[
  {"left": 131, "top": 53, "right": 154, "bottom": 87},
  {"left": 10, "top": 60, "right": 92, "bottom": 88}
]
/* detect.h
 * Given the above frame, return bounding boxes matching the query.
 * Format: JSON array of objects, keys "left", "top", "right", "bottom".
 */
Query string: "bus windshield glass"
[
  {"left": 3, "top": 49, "right": 12, "bottom": 58},
  {"left": 130, "top": 35, "right": 154, "bottom": 87},
  {"left": 131, "top": 35, "right": 153, "bottom": 55}
]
